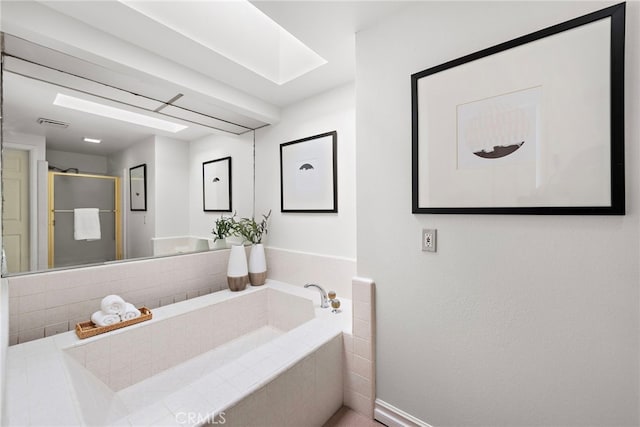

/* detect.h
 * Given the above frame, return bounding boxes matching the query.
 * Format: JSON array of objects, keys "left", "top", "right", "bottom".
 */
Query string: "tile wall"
[
  {"left": 221, "top": 334, "right": 344, "bottom": 427},
  {"left": 265, "top": 248, "right": 356, "bottom": 300},
  {"left": 7, "top": 249, "right": 238, "bottom": 345},
  {"left": 343, "top": 277, "right": 376, "bottom": 418}
]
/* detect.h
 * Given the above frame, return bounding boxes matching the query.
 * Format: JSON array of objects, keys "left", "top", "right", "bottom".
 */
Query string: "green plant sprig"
[
  {"left": 235, "top": 210, "right": 271, "bottom": 245},
  {"left": 212, "top": 212, "right": 236, "bottom": 241}
]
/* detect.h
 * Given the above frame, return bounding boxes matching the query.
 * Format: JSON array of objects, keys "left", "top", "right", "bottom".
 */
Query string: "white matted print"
[
  {"left": 411, "top": 3, "right": 625, "bottom": 214},
  {"left": 203, "top": 157, "right": 232, "bottom": 212},
  {"left": 280, "top": 131, "right": 337, "bottom": 212},
  {"left": 457, "top": 87, "right": 540, "bottom": 170}
]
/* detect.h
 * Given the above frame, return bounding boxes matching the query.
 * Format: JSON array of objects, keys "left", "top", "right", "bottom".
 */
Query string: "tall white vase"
[
  {"left": 248, "top": 243, "right": 267, "bottom": 286},
  {"left": 227, "top": 245, "right": 249, "bottom": 291}
]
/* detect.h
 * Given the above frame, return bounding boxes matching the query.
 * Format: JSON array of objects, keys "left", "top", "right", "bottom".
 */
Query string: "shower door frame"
[{"left": 48, "top": 172, "right": 123, "bottom": 268}]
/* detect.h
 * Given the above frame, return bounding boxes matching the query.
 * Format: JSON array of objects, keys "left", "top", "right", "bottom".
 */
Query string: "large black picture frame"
[
  {"left": 280, "top": 131, "right": 338, "bottom": 213},
  {"left": 411, "top": 3, "right": 625, "bottom": 215}
]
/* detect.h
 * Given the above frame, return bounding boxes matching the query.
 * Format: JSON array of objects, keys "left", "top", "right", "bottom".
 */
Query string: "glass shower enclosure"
[{"left": 48, "top": 172, "right": 122, "bottom": 268}]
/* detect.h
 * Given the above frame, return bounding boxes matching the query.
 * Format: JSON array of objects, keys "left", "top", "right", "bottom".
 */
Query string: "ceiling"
[{"left": 1, "top": 0, "right": 410, "bottom": 156}]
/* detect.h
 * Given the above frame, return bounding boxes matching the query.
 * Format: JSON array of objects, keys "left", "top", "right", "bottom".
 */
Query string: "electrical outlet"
[{"left": 422, "top": 229, "right": 437, "bottom": 252}]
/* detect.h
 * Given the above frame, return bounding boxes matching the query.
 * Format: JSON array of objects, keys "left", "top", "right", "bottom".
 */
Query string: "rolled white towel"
[
  {"left": 101, "top": 295, "right": 126, "bottom": 315},
  {"left": 91, "top": 310, "right": 121, "bottom": 327},
  {"left": 121, "top": 303, "right": 141, "bottom": 321}
]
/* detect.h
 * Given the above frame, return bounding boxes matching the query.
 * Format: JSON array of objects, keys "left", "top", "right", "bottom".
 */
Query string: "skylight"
[
  {"left": 53, "top": 94, "right": 188, "bottom": 133},
  {"left": 119, "top": 0, "right": 327, "bottom": 85}
]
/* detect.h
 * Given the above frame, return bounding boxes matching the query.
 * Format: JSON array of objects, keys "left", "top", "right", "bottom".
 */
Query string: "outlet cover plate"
[{"left": 422, "top": 229, "right": 437, "bottom": 252}]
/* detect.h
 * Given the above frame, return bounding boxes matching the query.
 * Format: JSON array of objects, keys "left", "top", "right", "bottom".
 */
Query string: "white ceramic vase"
[
  {"left": 248, "top": 243, "right": 267, "bottom": 286},
  {"left": 227, "top": 245, "right": 249, "bottom": 291}
]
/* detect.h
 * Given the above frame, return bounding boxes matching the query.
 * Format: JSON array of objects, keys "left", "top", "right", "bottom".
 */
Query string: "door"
[
  {"left": 2, "top": 148, "right": 30, "bottom": 273},
  {"left": 49, "top": 172, "right": 121, "bottom": 268}
]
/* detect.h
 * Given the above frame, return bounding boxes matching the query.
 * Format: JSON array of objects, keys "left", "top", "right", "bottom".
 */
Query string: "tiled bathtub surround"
[
  {"left": 4, "top": 281, "right": 351, "bottom": 426},
  {"left": 265, "top": 247, "right": 356, "bottom": 299},
  {"left": 221, "top": 334, "right": 343, "bottom": 427},
  {"left": 344, "top": 277, "right": 376, "bottom": 418},
  {"left": 8, "top": 249, "right": 237, "bottom": 345},
  {"left": 65, "top": 288, "right": 314, "bottom": 391}
]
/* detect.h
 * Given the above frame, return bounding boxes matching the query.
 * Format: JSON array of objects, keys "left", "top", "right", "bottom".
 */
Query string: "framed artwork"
[
  {"left": 280, "top": 131, "right": 337, "bottom": 213},
  {"left": 129, "top": 163, "right": 147, "bottom": 211},
  {"left": 203, "top": 156, "right": 232, "bottom": 212},
  {"left": 411, "top": 3, "right": 625, "bottom": 215}
]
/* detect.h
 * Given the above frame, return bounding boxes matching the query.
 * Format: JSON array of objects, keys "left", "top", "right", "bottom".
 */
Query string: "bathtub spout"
[{"left": 304, "top": 283, "right": 330, "bottom": 308}]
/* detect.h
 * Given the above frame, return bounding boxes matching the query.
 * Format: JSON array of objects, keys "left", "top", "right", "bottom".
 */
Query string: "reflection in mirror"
[{"left": 1, "top": 35, "right": 258, "bottom": 276}]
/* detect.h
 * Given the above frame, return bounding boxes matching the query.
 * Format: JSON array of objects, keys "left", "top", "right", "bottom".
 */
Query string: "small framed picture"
[
  {"left": 280, "top": 131, "right": 337, "bottom": 213},
  {"left": 129, "top": 163, "right": 147, "bottom": 211},
  {"left": 203, "top": 156, "right": 232, "bottom": 212}
]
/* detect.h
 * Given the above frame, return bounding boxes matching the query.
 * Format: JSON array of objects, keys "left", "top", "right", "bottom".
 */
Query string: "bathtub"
[
  {"left": 152, "top": 236, "right": 215, "bottom": 256},
  {"left": 3, "top": 280, "right": 350, "bottom": 426}
]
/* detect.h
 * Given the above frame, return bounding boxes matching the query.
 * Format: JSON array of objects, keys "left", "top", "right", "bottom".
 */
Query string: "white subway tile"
[
  {"left": 44, "top": 305, "right": 69, "bottom": 325},
  {"left": 44, "top": 322, "right": 69, "bottom": 337},
  {"left": 352, "top": 354, "right": 373, "bottom": 380},
  {"left": 353, "top": 318, "right": 371, "bottom": 340},
  {"left": 345, "top": 390, "right": 374, "bottom": 419},
  {"left": 353, "top": 301, "right": 372, "bottom": 322},
  {"left": 9, "top": 314, "right": 19, "bottom": 335},
  {"left": 352, "top": 279, "right": 373, "bottom": 304},
  {"left": 354, "top": 337, "right": 372, "bottom": 361},
  {"left": 18, "top": 327, "right": 44, "bottom": 343},
  {"left": 18, "top": 310, "right": 45, "bottom": 331}
]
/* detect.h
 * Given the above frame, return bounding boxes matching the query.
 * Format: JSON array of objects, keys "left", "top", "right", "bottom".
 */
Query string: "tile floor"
[{"left": 323, "top": 406, "right": 385, "bottom": 427}]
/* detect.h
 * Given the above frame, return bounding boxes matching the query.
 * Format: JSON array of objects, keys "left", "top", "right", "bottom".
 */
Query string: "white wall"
[
  {"left": 255, "top": 83, "right": 356, "bottom": 259},
  {"left": 108, "top": 137, "right": 155, "bottom": 259},
  {"left": 356, "top": 2, "right": 639, "bottom": 426},
  {"left": 46, "top": 149, "right": 108, "bottom": 175},
  {"left": 188, "top": 132, "right": 254, "bottom": 238},
  {"left": 155, "top": 137, "right": 190, "bottom": 238}
]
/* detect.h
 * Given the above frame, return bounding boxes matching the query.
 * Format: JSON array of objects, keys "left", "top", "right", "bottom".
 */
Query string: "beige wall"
[{"left": 356, "top": 2, "right": 640, "bottom": 425}]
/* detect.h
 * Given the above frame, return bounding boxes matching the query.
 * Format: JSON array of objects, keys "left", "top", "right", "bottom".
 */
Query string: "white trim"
[
  {"left": 264, "top": 245, "right": 356, "bottom": 264},
  {"left": 3, "top": 143, "right": 40, "bottom": 271},
  {"left": 375, "top": 399, "right": 433, "bottom": 427}
]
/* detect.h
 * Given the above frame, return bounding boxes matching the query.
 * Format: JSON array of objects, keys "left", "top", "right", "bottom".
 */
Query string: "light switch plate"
[{"left": 422, "top": 229, "right": 437, "bottom": 252}]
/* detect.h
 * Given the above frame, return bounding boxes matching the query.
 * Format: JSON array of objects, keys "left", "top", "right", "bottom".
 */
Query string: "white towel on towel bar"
[{"left": 74, "top": 208, "right": 101, "bottom": 241}]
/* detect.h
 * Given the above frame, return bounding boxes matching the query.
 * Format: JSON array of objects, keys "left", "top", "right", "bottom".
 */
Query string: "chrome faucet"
[{"left": 304, "top": 283, "right": 329, "bottom": 308}]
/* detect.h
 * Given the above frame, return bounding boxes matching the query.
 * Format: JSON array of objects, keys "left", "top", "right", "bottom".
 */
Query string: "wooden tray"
[{"left": 75, "top": 307, "right": 152, "bottom": 339}]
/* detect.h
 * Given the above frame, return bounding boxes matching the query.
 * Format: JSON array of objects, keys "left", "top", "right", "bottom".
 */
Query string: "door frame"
[{"left": 3, "top": 143, "right": 40, "bottom": 271}]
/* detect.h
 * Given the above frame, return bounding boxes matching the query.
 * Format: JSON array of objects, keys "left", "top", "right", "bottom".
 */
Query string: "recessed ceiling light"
[
  {"left": 120, "top": 0, "right": 327, "bottom": 85},
  {"left": 83, "top": 137, "right": 102, "bottom": 144},
  {"left": 53, "top": 93, "right": 188, "bottom": 133}
]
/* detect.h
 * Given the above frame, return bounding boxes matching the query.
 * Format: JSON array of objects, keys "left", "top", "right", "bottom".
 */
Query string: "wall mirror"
[{"left": 1, "top": 34, "right": 260, "bottom": 276}]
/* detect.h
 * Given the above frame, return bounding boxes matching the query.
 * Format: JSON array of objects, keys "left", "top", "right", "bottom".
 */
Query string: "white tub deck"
[{"left": 4, "top": 280, "right": 351, "bottom": 426}]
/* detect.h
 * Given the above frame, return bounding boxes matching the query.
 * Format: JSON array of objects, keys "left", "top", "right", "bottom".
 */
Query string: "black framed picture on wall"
[
  {"left": 129, "top": 163, "right": 147, "bottom": 211},
  {"left": 411, "top": 2, "right": 625, "bottom": 215},
  {"left": 203, "top": 156, "right": 232, "bottom": 212},
  {"left": 280, "top": 131, "right": 338, "bottom": 213}
]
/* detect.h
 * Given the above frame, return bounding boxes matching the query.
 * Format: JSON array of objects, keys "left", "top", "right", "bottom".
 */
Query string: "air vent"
[{"left": 37, "top": 117, "right": 69, "bottom": 128}]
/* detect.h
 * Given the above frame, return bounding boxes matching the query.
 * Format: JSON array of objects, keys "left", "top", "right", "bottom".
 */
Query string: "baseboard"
[{"left": 374, "top": 399, "right": 433, "bottom": 427}]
